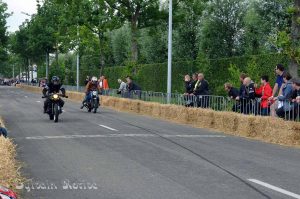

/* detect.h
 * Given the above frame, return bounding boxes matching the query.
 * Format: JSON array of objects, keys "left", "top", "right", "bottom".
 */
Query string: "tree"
[
  {"left": 105, "top": 0, "right": 163, "bottom": 62},
  {"left": 199, "top": 0, "right": 247, "bottom": 59},
  {"left": 0, "top": 1, "right": 10, "bottom": 77}
]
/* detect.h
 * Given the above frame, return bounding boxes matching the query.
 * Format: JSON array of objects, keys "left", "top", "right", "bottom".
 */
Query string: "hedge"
[{"left": 103, "top": 53, "right": 289, "bottom": 96}]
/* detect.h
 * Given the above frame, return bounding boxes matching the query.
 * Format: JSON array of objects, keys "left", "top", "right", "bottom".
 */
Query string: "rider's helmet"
[
  {"left": 51, "top": 76, "right": 60, "bottom": 85},
  {"left": 91, "top": 76, "right": 98, "bottom": 84}
]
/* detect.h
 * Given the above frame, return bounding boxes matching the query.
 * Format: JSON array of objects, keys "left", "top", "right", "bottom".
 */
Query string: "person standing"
[
  {"left": 117, "top": 79, "right": 127, "bottom": 97},
  {"left": 269, "top": 64, "right": 285, "bottom": 116},
  {"left": 84, "top": 76, "right": 90, "bottom": 86},
  {"left": 126, "top": 76, "right": 142, "bottom": 99},
  {"left": 274, "top": 72, "right": 293, "bottom": 118},
  {"left": 184, "top": 75, "right": 194, "bottom": 106},
  {"left": 239, "top": 77, "right": 255, "bottom": 114},
  {"left": 255, "top": 75, "right": 273, "bottom": 116},
  {"left": 191, "top": 73, "right": 209, "bottom": 108},
  {"left": 99, "top": 76, "right": 109, "bottom": 95}
]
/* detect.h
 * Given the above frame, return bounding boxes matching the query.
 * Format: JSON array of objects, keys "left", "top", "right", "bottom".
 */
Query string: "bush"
[{"left": 101, "top": 53, "right": 288, "bottom": 95}]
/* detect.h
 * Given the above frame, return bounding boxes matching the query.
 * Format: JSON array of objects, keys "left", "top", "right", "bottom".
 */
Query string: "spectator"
[
  {"left": 99, "top": 76, "right": 109, "bottom": 95},
  {"left": 274, "top": 72, "right": 293, "bottom": 118},
  {"left": 224, "top": 83, "right": 239, "bottom": 112},
  {"left": 184, "top": 75, "right": 194, "bottom": 95},
  {"left": 269, "top": 64, "right": 285, "bottom": 116},
  {"left": 239, "top": 77, "right": 255, "bottom": 114},
  {"left": 291, "top": 78, "right": 300, "bottom": 120},
  {"left": 255, "top": 75, "right": 273, "bottom": 116},
  {"left": 236, "top": 73, "right": 248, "bottom": 102},
  {"left": 117, "top": 79, "right": 127, "bottom": 97},
  {"left": 192, "top": 73, "right": 209, "bottom": 107},
  {"left": 191, "top": 73, "right": 198, "bottom": 89},
  {"left": 184, "top": 75, "right": 194, "bottom": 106},
  {"left": 0, "top": 127, "right": 7, "bottom": 138},
  {"left": 126, "top": 76, "right": 142, "bottom": 99},
  {"left": 84, "top": 76, "right": 90, "bottom": 86}
]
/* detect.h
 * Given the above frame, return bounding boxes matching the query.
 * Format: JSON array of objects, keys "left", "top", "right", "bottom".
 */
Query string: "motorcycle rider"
[
  {"left": 80, "top": 76, "right": 101, "bottom": 109},
  {"left": 43, "top": 76, "right": 66, "bottom": 113}
]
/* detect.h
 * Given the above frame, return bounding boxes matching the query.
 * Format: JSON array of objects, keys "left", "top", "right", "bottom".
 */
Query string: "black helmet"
[{"left": 51, "top": 76, "right": 60, "bottom": 85}]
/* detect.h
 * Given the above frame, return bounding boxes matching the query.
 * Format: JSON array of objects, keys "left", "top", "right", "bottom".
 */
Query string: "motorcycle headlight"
[{"left": 53, "top": 94, "right": 59, "bottom": 99}]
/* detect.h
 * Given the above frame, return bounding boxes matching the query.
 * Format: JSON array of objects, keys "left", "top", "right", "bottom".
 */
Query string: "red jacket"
[{"left": 255, "top": 83, "right": 273, "bottom": 108}]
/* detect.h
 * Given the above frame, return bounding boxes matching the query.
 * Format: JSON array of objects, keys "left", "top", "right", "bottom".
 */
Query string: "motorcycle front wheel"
[{"left": 54, "top": 104, "right": 59, "bottom": 123}]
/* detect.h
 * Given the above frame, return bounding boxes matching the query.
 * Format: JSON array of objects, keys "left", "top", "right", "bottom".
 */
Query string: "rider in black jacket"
[{"left": 42, "top": 76, "right": 66, "bottom": 113}]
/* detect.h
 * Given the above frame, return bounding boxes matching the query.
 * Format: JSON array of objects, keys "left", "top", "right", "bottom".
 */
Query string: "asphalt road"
[{"left": 1, "top": 86, "right": 300, "bottom": 199}]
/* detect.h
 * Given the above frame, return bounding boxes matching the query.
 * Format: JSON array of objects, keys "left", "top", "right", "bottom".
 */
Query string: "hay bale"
[
  {"left": 0, "top": 118, "right": 23, "bottom": 193},
  {"left": 19, "top": 85, "right": 300, "bottom": 147},
  {"left": 236, "top": 115, "right": 256, "bottom": 137},
  {"left": 195, "top": 109, "right": 215, "bottom": 129}
]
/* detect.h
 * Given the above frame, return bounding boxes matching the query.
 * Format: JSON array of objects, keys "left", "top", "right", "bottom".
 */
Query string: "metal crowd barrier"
[{"left": 29, "top": 84, "right": 300, "bottom": 121}]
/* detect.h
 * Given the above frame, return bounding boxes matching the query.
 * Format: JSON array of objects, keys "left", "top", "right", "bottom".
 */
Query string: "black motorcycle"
[
  {"left": 43, "top": 93, "right": 68, "bottom": 123},
  {"left": 84, "top": 90, "right": 100, "bottom": 113}
]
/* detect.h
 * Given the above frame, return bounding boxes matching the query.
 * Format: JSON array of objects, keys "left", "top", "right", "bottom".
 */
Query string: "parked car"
[{"left": 0, "top": 185, "right": 17, "bottom": 199}]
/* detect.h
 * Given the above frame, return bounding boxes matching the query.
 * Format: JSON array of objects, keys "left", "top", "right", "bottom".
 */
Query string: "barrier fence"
[{"left": 26, "top": 83, "right": 300, "bottom": 121}]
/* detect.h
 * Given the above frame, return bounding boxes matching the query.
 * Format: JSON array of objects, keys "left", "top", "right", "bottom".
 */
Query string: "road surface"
[{"left": 0, "top": 86, "right": 300, "bottom": 199}]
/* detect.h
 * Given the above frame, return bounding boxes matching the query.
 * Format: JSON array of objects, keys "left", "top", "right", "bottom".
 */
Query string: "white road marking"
[
  {"left": 36, "top": 101, "right": 41, "bottom": 103},
  {"left": 248, "top": 179, "right": 300, "bottom": 199},
  {"left": 99, "top": 125, "right": 118, "bottom": 131},
  {"left": 25, "top": 96, "right": 28, "bottom": 98},
  {"left": 25, "top": 134, "right": 226, "bottom": 140}
]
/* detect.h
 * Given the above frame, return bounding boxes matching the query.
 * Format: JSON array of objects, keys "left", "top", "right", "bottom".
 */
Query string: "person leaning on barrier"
[
  {"left": 255, "top": 75, "right": 273, "bottom": 116},
  {"left": 126, "top": 76, "right": 142, "bottom": 99},
  {"left": 224, "top": 83, "right": 239, "bottom": 112},
  {"left": 191, "top": 73, "right": 209, "bottom": 108},
  {"left": 239, "top": 77, "right": 255, "bottom": 114},
  {"left": 269, "top": 64, "right": 285, "bottom": 116},
  {"left": 274, "top": 72, "right": 293, "bottom": 118},
  {"left": 191, "top": 73, "right": 198, "bottom": 89},
  {"left": 183, "top": 75, "right": 194, "bottom": 106},
  {"left": 117, "top": 79, "right": 127, "bottom": 96},
  {"left": 291, "top": 78, "right": 300, "bottom": 120}
]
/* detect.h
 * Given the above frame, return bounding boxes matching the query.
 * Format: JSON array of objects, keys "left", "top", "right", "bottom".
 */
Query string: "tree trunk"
[
  {"left": 46, "top": 52, "right": 50, "bottom": 80},
  {"left": 55, "top": 43, "right": 59, "bottom": 71},
  {"left": 98, "top": 32, "right": 105, "bottom": 76},
  {"left": 131, "top": 19, "right": 138, "bottom": 62},
  {"left": 289, "top": 0, "right": 300, "bottom": 77}
]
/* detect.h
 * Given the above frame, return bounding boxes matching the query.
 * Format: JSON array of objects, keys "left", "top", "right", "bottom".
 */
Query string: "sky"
[{"left": 3, "top": 0, "right": 39, "bottom": 33}]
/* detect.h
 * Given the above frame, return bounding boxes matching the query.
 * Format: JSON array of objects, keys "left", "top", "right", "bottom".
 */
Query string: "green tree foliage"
[{"left": 0, "top": 1, "right": 10, "bottom": 76}]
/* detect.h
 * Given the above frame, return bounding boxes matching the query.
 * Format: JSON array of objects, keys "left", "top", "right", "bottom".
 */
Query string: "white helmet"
[{"left": 91, "top": 76, "right": 97, "bottom": 82}]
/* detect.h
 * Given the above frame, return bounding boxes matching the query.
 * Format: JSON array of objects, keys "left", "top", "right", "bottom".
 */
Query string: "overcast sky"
[{"left": 3, "top": 0, "right": 38, "bottom": 32}]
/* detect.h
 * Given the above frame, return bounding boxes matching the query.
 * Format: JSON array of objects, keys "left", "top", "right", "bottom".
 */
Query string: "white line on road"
[
  {"left": 36, "top": 101, "right": 41, "bottom": 103},
  {"left": 25, "top": 134, "right": 226, "bottom": 140},
  {"left": 248, "top": 179, "right": 300, "bottom": 199},
  {"left": 99, "top": 125, "right": 118, "bottom": 131}
]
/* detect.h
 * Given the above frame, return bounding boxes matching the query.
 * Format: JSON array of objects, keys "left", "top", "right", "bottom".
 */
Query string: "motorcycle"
[
  {"left": 43, "top": 93, "right": 68, "bottom": 123},
  {"left": 84, "top": 90, "right": 100, "bottom": 113}
]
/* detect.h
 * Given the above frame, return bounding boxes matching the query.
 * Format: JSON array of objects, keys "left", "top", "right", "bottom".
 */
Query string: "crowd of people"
[
  {"left": 84, "top": 75, "right": 142, "bottom": 98},
  {"left": 183, "top": 64, "right": 300, "bottom": 120}
]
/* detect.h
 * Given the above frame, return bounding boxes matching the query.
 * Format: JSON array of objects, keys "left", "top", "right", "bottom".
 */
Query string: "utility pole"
[
  {"left": 46, "top": 52, "right": 49, "bottom": 80},
  {"left": 12, "top": 65, "right": 15, "bottom": 79},
  {"left": 76, "top": 25, "right": 80, "bottom": 92},
  {"left": 167, "top": 0, "right": 173, "bottom": 104}
]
